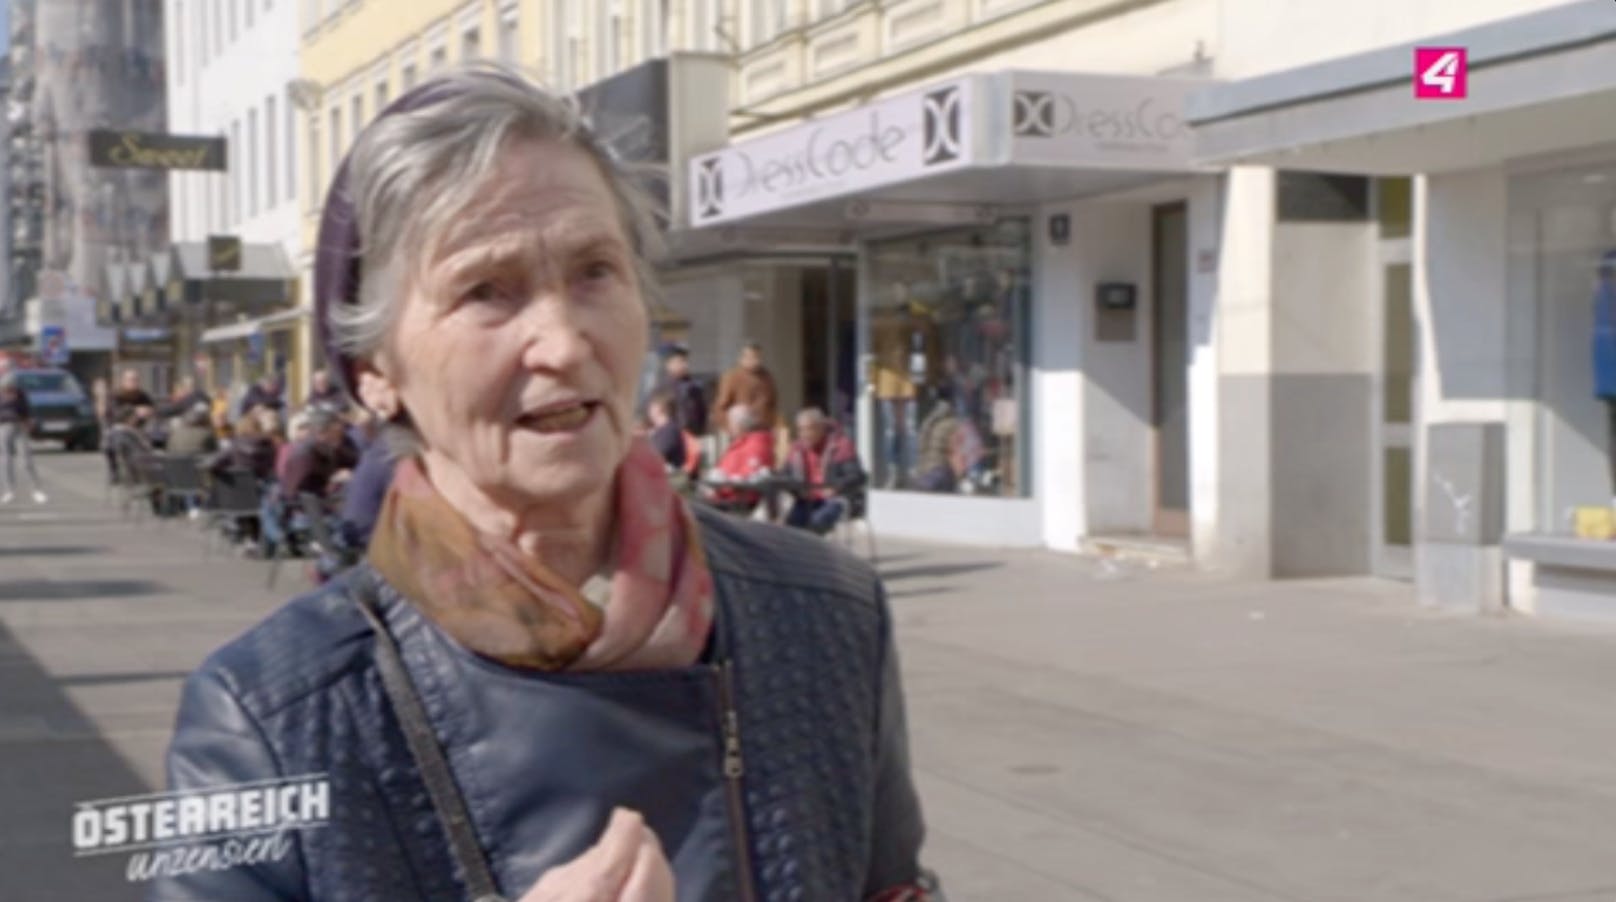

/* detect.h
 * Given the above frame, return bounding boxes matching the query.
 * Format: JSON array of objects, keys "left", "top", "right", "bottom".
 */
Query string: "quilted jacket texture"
[{"left": 150, "top": 508, "right": 928, "bottom": 901}]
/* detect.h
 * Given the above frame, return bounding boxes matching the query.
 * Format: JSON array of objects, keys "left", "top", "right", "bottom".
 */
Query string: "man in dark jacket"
[
  {"left": 279, "top": 409, "right": 354, "bottom": 505},
  {"left": 655, "top": 344, "right": 707, "bottom": 436},
  {"left": 110, "top": 369, "right": 155, "bottom": 423},
  {"left": 306, "top": 368, "right": 347, "bottom": 412}
]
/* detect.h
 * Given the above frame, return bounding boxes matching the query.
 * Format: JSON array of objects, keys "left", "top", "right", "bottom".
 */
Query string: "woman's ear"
[{"left": 355, "top": 363, "right": 401, "bottom": 421}]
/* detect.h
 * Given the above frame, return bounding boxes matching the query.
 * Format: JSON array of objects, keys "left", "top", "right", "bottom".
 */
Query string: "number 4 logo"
[{"left": 1414, "top": 47, "right": 1468, "bottom": 100}]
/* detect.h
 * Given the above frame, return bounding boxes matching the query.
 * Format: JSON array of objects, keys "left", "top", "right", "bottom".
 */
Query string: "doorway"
[
  {"left": 1373, "top": 178, "right": 1417, "bottom": 579},
  {"left": 798, "top": 261, "right": 858, "bottom": 431},
  {"left": 1152, "top": 202, "right": 1190, "bottom": 537}
]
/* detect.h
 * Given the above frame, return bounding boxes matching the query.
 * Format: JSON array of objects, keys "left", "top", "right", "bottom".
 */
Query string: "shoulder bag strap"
[{"left": 350, "top": 575, "right": 507, "bottom": 902}]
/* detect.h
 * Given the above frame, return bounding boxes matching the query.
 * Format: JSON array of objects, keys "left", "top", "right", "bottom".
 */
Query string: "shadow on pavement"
[
  {"left": 0, "top": 545, "right": 109, "bottom": 558},
  {"left": 880, "top": 561, "right": 1005, "bottom": 583},
  {"left": 0, "top": 580, "right": 168, "bottom": 602},
  {"left": 0, "top": 620, "right": 159, "bottom": 899}
]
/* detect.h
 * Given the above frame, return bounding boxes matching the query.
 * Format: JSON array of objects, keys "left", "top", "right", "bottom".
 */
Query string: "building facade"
[
  {"left": 163, "top": 0, "right": 304, "bottom": 399},
  {"left": 2, "top": 0, "right": 164, "bottom": 387},
  {"left": 1185, "top": 0, "right": 1616, "bottom": 615}
]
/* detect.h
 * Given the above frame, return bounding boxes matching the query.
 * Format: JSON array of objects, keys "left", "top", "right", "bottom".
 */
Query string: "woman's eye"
[
  {"left": 581, "top": 260, "right": 617, "bottom": 282},
  {"left": 462, "top": 281, "right": 503, "bottom": 303}
]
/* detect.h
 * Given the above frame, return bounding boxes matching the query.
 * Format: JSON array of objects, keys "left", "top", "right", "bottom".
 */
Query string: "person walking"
[
  {"left": 0, "top": 374, "right": 47, "bottom": 504},
  {"left": 655, "top": 343, "right": 708, "bottom": 436}
]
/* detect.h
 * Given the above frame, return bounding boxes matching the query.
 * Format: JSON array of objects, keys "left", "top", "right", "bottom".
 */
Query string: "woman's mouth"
[{"left": 516, "top": 401, "right": 599, "bottom": 433}]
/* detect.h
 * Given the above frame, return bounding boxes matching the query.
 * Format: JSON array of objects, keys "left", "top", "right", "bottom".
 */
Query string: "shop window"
[
  {"left": 865, "top": 220, "right": 1032, "bottom": 497},
  {"left": 1510, "top": 161, "right": 1616, "bottom": 533},
  {"left": 1276, "top": 172, "right": 1370, "bottom": 222}
]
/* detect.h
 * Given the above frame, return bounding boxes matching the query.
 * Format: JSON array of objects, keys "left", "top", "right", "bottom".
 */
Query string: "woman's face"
[{"left": 367, "top": 139, "right": 649, "bottom": 510}]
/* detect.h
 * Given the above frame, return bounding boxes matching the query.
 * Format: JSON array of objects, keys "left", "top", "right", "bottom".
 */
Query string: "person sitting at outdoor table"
[
  {"left": 278, "top": 407, "right": 355, "bottom": 506},
  {"left": 155, "top": 375, "right": 212, "bottom": 421},
  {"left": 784, "top": 406, "right": 866, "bottom": 536},
  {"left": 110, "top": 369, "right": 154, "bottom": 423},
  {"left": 645, "top": 393, "right": 685, "bottom": 472},
  {"left": 206, "top": 412, "right": 278, "bottom": 483},
  {"left": 165, "top": 401, "right": 220, "bottom": 458},
  {"left": 706, "top": 404, "right": 775, "bottom": 513},
  {"left": 154, "top": 65, "right": 936, "bottom": 902}
]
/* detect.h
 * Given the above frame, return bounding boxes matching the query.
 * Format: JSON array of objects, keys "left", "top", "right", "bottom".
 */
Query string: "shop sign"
[
  {"left": 87, "top": 129, "right": 228, "bottom": 171},
  {"left": 689, "top": 78, "right": 975, "bottom": 227},
  {"left": 1007, "top": 71, "right": 1197, "bottom": 170}
]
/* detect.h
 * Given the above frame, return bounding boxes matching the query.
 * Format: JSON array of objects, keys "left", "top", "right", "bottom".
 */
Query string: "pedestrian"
[
  {"left": 235, "top": 372, "right": 286, "bottom": 420},
  {"left": 0, "top": 373, "right": 47, "bottom": 504},
  {"left": 155, "top": 375, "right": 211, "bottom": 421},
  {"left": 156, "top": 65, "right": 936, "bottom": 902},
  {"left": 712, "top": 340, "right": 779, "bottom": 436},
  {"left": 655, "top": 343, "right": 707, "bottom": 435}
]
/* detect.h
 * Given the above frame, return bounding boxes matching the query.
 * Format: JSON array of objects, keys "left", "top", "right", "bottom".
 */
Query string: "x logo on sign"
[
  {"left": 922, "top": 87, "right": 963, "bottom": 166},
  {"left": 1013, "top": 91, "right": 1056, "bottom": 137},
  {"left": 696, "top": 157, "right": 724, "bottom": 219}
]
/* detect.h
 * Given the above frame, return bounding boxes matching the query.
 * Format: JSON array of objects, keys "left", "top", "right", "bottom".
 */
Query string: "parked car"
[{"left": 12, "top": 368, "right": 100, "bottom": 451}]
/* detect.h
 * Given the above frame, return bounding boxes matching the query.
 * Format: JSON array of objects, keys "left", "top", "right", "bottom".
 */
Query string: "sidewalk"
[{"left": 3, "top": 452, "right": 1616, "bottom": 900}]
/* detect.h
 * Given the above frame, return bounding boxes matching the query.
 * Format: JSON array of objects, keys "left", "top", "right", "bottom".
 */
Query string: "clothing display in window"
[{"left": 1595, "top": 250, "right": 1616, "bottom": 495}]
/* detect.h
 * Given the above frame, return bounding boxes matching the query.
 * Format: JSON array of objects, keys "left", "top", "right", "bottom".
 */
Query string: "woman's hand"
[{"left": 516, "top": 808, "right": 674, "bottom": 902}]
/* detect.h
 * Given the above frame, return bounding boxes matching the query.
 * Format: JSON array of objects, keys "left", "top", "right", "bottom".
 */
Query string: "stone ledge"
[{"left": 1504, "top": 533, "right": 1616, "bottom": 572}]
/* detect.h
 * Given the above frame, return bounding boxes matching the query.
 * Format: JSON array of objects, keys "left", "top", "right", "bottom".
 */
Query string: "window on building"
[
  {"left": 265, "top": 95, "right": 278, "bottom": 205},
  {"left": 462, "top": 26, "right": 481, "bottom": 62},
  {"left": 174, "top": 0, "right": 185, "bottom": 82},
  {"left": 307, "top": 112, "right": 322, "bottom": 209},
  {"left": 351, "top": 94, "right": 364, "bottom": 148},
  {"left": 865, "top": 220, "right": 1034, "bottom": 498},
  {"left": 375, "top": 80, "right": 390, "bottom": 113},
  {"left": 751, "top": 0, "right": 790, "bottom": 45},
  {"left": 498, "top": 8, "right": 520, "bottom": 64},
  {"left": 328, "top": 107, "right": 342, "bottom": 190},
  {"left": 401, "top": 61, "right": 418, "bottom": 91},
  {"left": 641, "top": 0, "right": 667, "bottom": 59},
  {"left": 247, "top": 109, "right": 258, "bottom": 216},
  {"left": 230, "top": 120, "right": 241, "bottom": 224},
  {"left": 286, "top": 90, "right": 297, "bottom": 203},
  {"left": 817, "top": 0, "right": 854, "bottom": 18},
  {"left": 430, "top": 44, "right": 448, "bottom": 73},
  {"left": 602, "top": 3, "right": 621, "bottom": 75}
]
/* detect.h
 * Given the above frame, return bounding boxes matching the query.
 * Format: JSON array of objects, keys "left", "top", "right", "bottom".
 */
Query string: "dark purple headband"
[{"left": 312, "top": 76, "right": 485, "bottom": 403}]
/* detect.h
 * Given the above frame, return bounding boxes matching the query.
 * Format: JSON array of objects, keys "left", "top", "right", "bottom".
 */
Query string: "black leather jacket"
[{"left": 152, "top": 509, "right": 929, "bottom": 900}]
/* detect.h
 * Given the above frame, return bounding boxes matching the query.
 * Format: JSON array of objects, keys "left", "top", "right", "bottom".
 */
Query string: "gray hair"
[
  {"left": 795, "top": 407, "right": 827, "bottom": 427},
  {"left": 327, "top": 62, "right": 664, "bottom": 455}
]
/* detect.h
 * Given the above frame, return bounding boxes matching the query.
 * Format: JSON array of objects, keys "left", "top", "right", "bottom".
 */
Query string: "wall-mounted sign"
[
  {"left": 1005, "top": 71, "right": 1196, "bottom": 171},
  {"left": 689, "top": 78, "right": 976, "bottom": 227},
  {"left": 87, "top": 129, "right": 228, "bottom": 171},
  {"left": 208, "top": 235, "right": 243, "bottom": 272},
  {"left": 1048, "top": 213, "right": 1071, "bottom": 245},
  {"left": 39, "top": 326, "right": 69, "bottom": 366}
]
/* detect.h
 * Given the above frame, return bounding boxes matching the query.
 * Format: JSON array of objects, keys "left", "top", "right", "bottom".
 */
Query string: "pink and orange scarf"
[{"left": 367, "top": 438, "right": 715, "bottom": 672}]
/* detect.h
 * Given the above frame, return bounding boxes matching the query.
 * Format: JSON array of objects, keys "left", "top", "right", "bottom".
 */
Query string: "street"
[{"left": 3, "top": 451, "right": 1616, "bottom": 901}]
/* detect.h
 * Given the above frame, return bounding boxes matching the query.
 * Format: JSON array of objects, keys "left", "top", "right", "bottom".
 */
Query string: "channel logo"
[{"left": 1414, "top": 47, "right": 1467, "bottom": 100}]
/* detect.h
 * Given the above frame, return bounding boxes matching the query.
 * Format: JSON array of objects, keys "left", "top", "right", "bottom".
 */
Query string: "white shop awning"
[{"left": 200, "top": 307, "right": 308, "bottom": 344}]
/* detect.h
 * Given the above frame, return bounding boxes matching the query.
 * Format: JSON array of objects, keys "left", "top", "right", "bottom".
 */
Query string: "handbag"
[{"left": 351, "top": 577, "right": 508, "bottom": 902}]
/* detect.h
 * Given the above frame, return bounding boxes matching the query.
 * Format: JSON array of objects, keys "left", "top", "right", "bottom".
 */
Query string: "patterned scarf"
[{"left": 367, "top": 438, "right": 715, "bottom": 672}]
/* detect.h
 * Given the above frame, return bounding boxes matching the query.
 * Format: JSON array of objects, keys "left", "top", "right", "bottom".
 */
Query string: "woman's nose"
[{"left": 517, "top": 297, "right": 591, "bottom": 372}]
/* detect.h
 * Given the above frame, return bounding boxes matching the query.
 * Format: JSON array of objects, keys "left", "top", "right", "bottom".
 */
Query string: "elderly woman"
[{"left": 158, "top": 66, "right": 935, "bottom": 902}]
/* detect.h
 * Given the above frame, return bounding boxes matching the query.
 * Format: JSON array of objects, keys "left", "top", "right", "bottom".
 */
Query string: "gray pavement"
[{"left": 3, "top": 451, "right": 1616, "bottom": 901}]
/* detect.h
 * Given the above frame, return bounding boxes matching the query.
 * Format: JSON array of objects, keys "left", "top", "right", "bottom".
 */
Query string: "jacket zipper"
[{"left": 716, "top": 661, "right": 760, "bottom": 902}]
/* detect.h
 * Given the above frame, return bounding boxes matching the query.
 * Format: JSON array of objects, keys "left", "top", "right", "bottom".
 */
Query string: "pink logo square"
[{"left": 1414, "top": 47, "right": 1468, "bottom": 100}]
